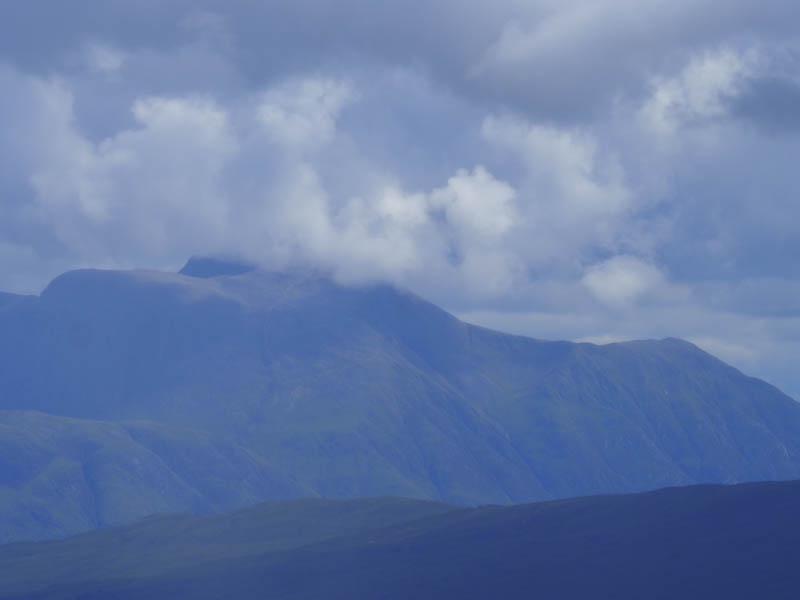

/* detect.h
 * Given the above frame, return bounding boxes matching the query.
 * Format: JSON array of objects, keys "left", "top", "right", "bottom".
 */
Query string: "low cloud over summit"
[{"left": 2, "top": 0, "right": 800, "bottom": 397}]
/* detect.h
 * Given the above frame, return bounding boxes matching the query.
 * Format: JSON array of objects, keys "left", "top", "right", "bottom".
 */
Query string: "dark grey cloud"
[
  {"left": 733, "top": 76, "right": 800, "bottom": 133},
  {"left": 2, "top": 0, "right": 800, "bottom": 398}
]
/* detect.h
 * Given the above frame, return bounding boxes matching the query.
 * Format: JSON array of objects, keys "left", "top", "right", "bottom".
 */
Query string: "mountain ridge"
[{"left": 1, "top": 260, "right": 799, "bottom": 541}]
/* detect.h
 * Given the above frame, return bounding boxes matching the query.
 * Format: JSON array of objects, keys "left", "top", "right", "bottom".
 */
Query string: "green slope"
[
  {"left": 0, "top": 497, "right": 454, "bottom": 596},
  {"left": 0, "top": 411, "right": 309, "bottom": 543},
  {"left": 2, "top": 481, "right": 800, "bottom": 599}
]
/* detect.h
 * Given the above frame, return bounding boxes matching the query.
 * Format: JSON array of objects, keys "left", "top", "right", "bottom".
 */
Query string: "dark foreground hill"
[
  {"left": 1, "top": 258, "right": 800, "bottom": 541},
  {"left": 2, "top": 480, "right": 799, "bottom": 599}
]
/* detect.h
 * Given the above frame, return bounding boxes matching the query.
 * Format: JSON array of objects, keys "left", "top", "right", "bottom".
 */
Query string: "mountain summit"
[
  {"left": 178, "top": 256, "right": 256, "bottom": 278},
  {"left": 1, "top": 260, "right": 799, "bottom": 541}
]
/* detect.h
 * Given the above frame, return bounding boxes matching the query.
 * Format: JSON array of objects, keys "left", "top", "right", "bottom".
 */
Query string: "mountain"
[
  {"left": 2, "top": 480, "right": 799, "bottom": 599},
  {"left": 0, "top": 292, "right": 25, "bottom": 311},
  {"left": 0, "top": 496, "right": 455, "bottom": 598},
  {"left": 1, "top": 258, "right": 800, "bottom": 541},
  {"left": 0, "top": 411, "right": 309, "bottom": 544}
]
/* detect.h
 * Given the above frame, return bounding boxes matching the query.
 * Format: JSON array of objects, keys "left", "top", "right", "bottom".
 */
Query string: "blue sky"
[{"left": 2, "top": 0, "right": 800, "bottom": 398}]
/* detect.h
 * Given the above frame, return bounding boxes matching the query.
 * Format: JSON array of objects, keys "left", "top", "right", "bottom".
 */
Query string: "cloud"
[
  {"left": 257, "top": 78, "right": 356, "bottom": 151},
  {"left": 582, "top": 255, "right": 676, "bottom": 308},
  {"left": 85, "top": 43, "right": 127, "bottom": 74},
  {"left": 2, "top": 1, "right": 800, "bottom": 399},
  {"left": 0, "top": 65, "right": 528, "bottom": 297},
  {"left": 732, "top": 75, "right": 800, "bottom": 134},
  {"left": 639, "top": 47, "right": 758, "bottom": 136},
  {"left": 273, "top": 164, "right": 523, "bottom": 296},
  {"left": 431, "top": 166, "right": 517, "bottom": 239},
  {"left": 28, "top": 92, "right": 237, "bottom": 261},
  {"left": 469, "top": 0, "right": 800, "bottom": 120},
  {"left": 481, "top": 114, "right": 633, "bottom": 269}
]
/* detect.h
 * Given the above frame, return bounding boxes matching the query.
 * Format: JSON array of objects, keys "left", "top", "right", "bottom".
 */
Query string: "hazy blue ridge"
[
  {"left": 1, "top": 481, "right": 799, "bottom": 599},
  {"left": 1, "top": 260, "right": 800, "bottom": 542},
  {"left": 0, "top": 292, "right": 26, "bottom": 311}
]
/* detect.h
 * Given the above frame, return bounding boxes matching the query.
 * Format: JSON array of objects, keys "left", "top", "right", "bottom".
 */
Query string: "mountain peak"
[
  {"left": 3, "top": 262, "right": 800, "bottom": 545},
  {"left": 179, "top": 256, "right": 256, "bottom": 279}
]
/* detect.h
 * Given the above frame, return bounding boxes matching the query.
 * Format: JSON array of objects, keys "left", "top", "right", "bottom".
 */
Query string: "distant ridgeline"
[
  {"left": 0, "top": 257, "right": 799, "bottom": 542},
  {"left": 178, "top": 256, "right": 256, "bottom": 278}
]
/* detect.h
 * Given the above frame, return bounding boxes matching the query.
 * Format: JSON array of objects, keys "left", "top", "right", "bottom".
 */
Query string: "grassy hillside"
[
  {"left": 0, "top": 411, "right": 309, "bottom": 543},
  {"left": 2, "top": 481, "right": 799, "bottom": 599},
  {"left": 0, "top": 497, "right": 454, "bottom": 596}
]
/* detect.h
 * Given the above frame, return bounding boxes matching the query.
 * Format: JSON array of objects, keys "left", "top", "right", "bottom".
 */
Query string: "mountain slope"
[
  {"left": 0, "top": 496, "right": 454, "bottom": 596},
  {"left": 0, "top": 411, "right": 309, "bottom": 543},
  {"left": 1, "top": 259, "right": 800, "bottom": 540},
  {"left": 2, "top": 481, "right": 799, "bottom": 599}
]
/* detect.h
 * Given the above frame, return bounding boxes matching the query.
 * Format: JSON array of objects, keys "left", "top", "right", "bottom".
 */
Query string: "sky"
[{"left": 2, "top": 1, "right": 800, "bottom": 398}]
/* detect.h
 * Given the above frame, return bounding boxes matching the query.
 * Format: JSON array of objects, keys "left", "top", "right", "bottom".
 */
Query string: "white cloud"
[
  {"left": 481, "top": 115, "right": 631, "bottom": 215},
  {"left": 375, "top": 186, "right": 429, "bottom": 228},
  {"left": 481, "top": 114, "right": 633, "bottom": 266},
  {"left": 285, "top": 165, "right": 522, "bottom": 295},
  {"left": 639, "top": 47, "right": 758, "bottom": 135},
  {"left": 86, "top": 43, "right": 127, "bottom": 74},
  {"left": 431, "top": 166, "right": 517, "bottom": 239},
  {"left": 256, "top": 77, "right": 356, "bottom": 151},
  {"left": 473, "top": 2, "right": 612, "bottom": 74},
  {"left": 2, "top": 64, "right": 532, "bottom": 298},
  {"left": 582, "top": 255, "right": 667, "bottom": 308},
  {"left": 28, "top": 93, "right": 237, "bottom": 261}
]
